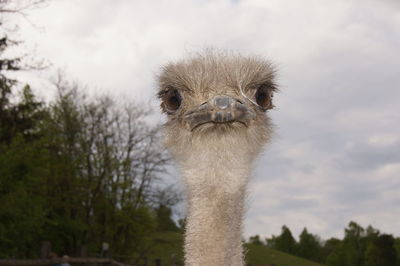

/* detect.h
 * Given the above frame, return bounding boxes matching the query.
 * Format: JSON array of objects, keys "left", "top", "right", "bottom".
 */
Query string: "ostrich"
[{"left": 157, "top": 51, "right": 277, "bottom": 266}]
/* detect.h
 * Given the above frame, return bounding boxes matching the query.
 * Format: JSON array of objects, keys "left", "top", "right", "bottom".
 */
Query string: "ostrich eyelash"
[
  {"left": 238, "top": 83, "right": 274, "bottom": 110},
  {"left": 238, "top": 84, "right": 258, "bottom": 107}
]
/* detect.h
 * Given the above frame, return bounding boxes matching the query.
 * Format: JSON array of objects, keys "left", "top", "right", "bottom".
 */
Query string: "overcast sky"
[{"left": 9, "top": 0, "right": 400, "bottom": 240}]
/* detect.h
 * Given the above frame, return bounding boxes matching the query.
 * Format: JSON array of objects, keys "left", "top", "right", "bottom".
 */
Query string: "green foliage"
[
  {"left": 326, "top": 241, "right": 346, "bottom": 266},
  {"left": 262, "top": 222, "right": 400, "bottom": 266},
  {"left": 266, "top": 225, "right": 297, "bottom": 255},
  {"left": 364, "top": 234, "right": 397, "bottom": 266},
  {"left": 177, "top": 218, "right": 186, "bottom": 233},
  {"left": 344, "top": 221, "right": 366, "bottom": 266},
  {"left": 395, "top": 238, "right": 400, "bottom": 266},
  {"left": 365, "top": 242, "right": 381, "bottom": 266},
  {"left": 325, "top": 222, "right": 399, "bottom": 266},
  {"left": 41, "top": 80, "right": 171, "bottom": 258},
  {"left": 297, "top": 227, "right": 322, "bottom": 262},
  {"left": 156, "top": 205, "right": 179, "bottom": 232},
  {"left": 0, "top": 20, "right": 22, "bottom": 144},
  {"left": 0, "top": 84, "right": 49, "bottom": 258},
  {"left": 249, "top": 235, "right": 264, "bottom": 246},
  {"left": 0, "top": 137, "right": 49, "bottom": 258},
  {"left": 323, "top": 238, "right": 343, "bottom": 265},
  {"left": 0, "top": 77, "right": 175, "bottom": 260},
  {"left": 146, "top": 232, "right": 184, "bottom": 266}
]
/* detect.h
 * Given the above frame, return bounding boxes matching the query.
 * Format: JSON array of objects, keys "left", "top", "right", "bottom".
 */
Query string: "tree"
[
  {"left": 364, "top": 234, "right": 397, "bottom": 266},
  {"left": 155, "top": 205, "right": 179, "bottom": 232},
  {"left": 248, "top": 235, "right": 264, "bottom": 246},
  {"left": 1, "top": 0, "right": 49, "bottom": 145},
  {"left": 268, "top": 225, "right": 297, "bottom": 255},
  {"left": 364, "top": 242, "right": 380, "bottom": 266},
  {"left": 0, "top": 135, "right": 49, "bottom": 258},
  {"left": 395, "top": 238, "right": 400, "bottom": 266},
  {"left": 265, "top": 235, "right": 277, "bottom": 249},
  {"left": 0, "top": 1, "right": 52, "bottom": 259},
  {"left": 326, "top": 241, "right": 346, "bottom": 266},
  {"left": 39, "top": 76, "right": 174, "bottom": 260},
  {"left": 0, "top": 84, "right": 49, "bottom": 258},
  {"left": 297, "top": 227, "right": 322, "bottom": 262},
  {"left": 343, "top": 221, "right": 367, "bottom": 266},
  {"left": 325, "top": 222, "right": 397, "bottom": 266},
  {"left": 0, "top": 8, "right": 20, "bottom": 144}
]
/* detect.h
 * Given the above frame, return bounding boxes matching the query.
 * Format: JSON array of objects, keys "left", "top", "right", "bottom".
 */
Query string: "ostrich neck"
[{"left": 180, "top": 145, "right": 252, "bottom": 266}]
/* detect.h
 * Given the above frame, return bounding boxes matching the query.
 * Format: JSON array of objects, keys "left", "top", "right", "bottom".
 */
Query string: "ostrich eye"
[
  {"left": 255, "top": 85, "right": 272, "bottom": 110},
  {"left": 162, "top": 88, "right": 182, "bottom": 112}
]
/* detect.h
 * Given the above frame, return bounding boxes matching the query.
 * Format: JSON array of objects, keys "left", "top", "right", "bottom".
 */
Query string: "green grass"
[
  {"left": 146, "top": 232, "right": 324, "bottom": 266},
  {"left": 245, "top": 243, "right": 324, "bottom": 266},
  {"left": 147, "top": 231, "right": 185, "bottom": 265}
]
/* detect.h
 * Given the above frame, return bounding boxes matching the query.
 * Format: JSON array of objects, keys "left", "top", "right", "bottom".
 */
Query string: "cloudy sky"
[{"left": 9, "top": 0, "right": 400, "bottom": 240}]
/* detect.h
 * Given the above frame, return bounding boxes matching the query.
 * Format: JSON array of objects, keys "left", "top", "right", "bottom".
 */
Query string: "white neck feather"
[{"left": 180, "top": 140, "right": 253, "bottom": 266}]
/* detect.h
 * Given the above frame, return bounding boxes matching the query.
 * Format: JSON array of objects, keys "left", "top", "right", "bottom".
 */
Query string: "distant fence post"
[
  {"left": 171, "top": 253, "right": 176, "bottom": 266},
  {"left": 79, "top": 245, "right": 87, "bottom": 257},
  {"left": 39, "top": 241, "right": 51, "bottom": 259},
  {"left": 155, "top": 258, "right": 161, "bottom": 266},
  {"left": 101, "top": 242, "right": 110, "bottom": 258}
]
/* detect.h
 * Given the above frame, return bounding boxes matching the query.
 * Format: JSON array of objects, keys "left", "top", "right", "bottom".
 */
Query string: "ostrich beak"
[{"left": 184, "top": 95, "right": 256, "bottom": 130}]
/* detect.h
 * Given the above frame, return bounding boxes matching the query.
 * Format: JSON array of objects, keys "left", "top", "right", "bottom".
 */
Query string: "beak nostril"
[
  {"left": 214, "top": 96, "right": 231, "bottom": 109},
  {"left": 236, "top": 99, "right": 244, "bottom": 104}
]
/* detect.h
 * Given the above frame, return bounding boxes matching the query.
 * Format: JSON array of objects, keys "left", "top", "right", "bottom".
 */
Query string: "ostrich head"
[{"left": 158, "top": 52, "right": 277, "bottom": 161}]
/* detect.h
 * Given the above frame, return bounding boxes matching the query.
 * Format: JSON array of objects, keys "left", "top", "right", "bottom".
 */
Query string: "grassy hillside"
[
  {"left": 145, "top": 232, "right": 324, "bottom": 266},
  {"left": 245, "top": 243, "right": 324, "bottom": 266},
  {"left": 147, "top": 232, "right": 185, "bottom": 265}
]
